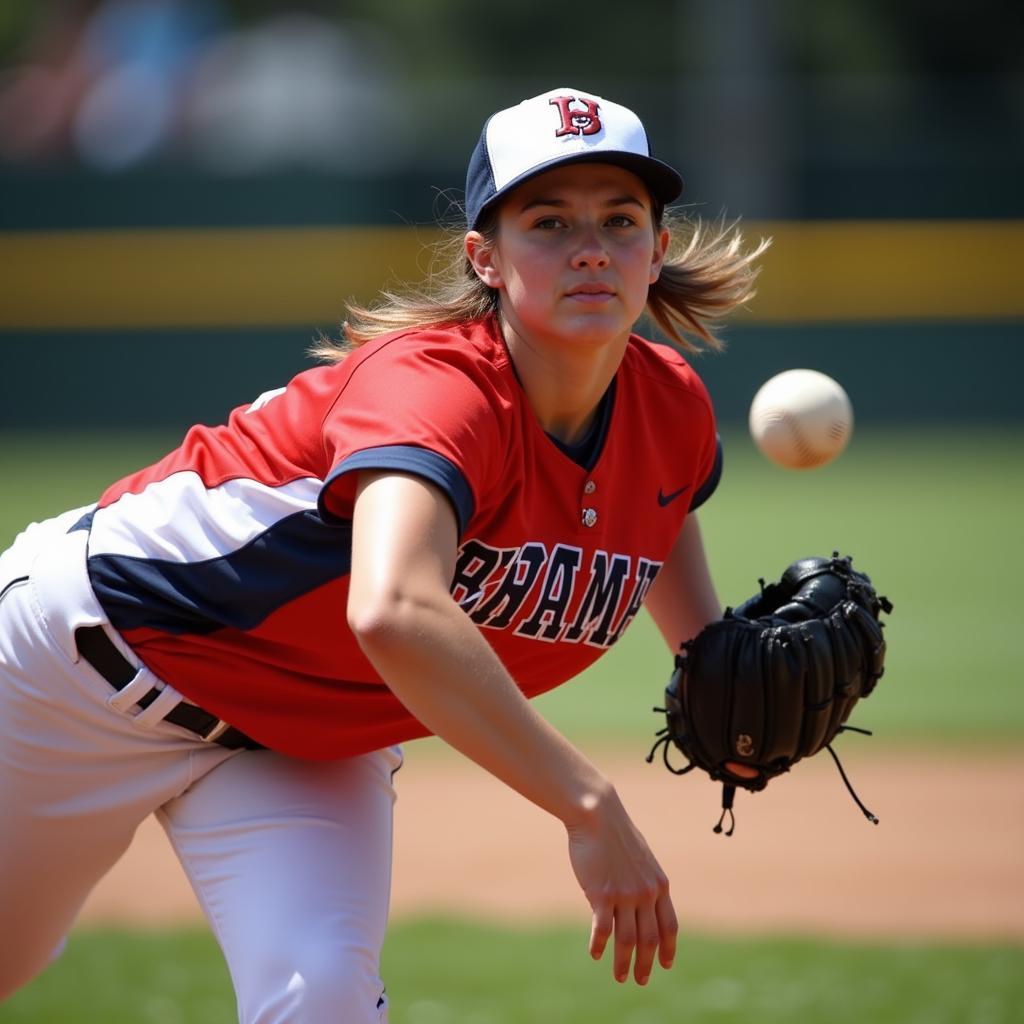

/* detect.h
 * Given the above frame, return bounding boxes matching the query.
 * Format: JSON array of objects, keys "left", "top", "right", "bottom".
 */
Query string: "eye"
[
  {"left": 606, "top": 213, "right": 637, "bottom": 228},
  {"left": 532, "top": 216, "right": 565, "bottom": 230}
]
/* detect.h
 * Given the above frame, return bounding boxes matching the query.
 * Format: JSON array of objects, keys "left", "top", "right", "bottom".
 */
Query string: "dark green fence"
[{"left": 2, "top": 322, "right": 1020, "bottom": 432}]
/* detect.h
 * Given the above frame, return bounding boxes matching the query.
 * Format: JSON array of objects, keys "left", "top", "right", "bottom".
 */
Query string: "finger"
[
  {"left": 632, "top": 903, "right": 661, "bottom": 985},
  {"left": 655, "top": 888, "right": 678, "bottom": 970},
  {"left": 589, "top": 903, "right": 613, "bottom": 962},
  {"left": 612, "top": 905, "right": 637, "bottom": 984}
]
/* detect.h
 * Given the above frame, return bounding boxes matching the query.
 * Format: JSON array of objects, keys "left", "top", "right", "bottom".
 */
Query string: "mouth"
[{"left": 566, "top": 283, "right": 616, "bottom": 301}]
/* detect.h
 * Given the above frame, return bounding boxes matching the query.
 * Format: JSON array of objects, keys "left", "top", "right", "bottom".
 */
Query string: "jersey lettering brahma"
[{"left": 74, "top": 315, "right": 720, "bottom": 758}]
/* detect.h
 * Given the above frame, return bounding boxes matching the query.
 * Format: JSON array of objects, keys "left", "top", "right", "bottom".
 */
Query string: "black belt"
[{"left": 75, "top": 626, "right": 263, "bottom": 750}]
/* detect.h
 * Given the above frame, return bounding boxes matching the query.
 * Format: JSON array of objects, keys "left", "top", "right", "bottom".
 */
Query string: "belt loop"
[
  {"left": 75, "top": 618, "right": 263, "bottom": 751},
  {"left": 202, "top": 720, "right": 231, "bottom": 743},
  {"left": 129, "top": 680, "right": 186, "bottom": 728},
  {"left": 106, "top": 672, "right": 161, "bottom": 714}
]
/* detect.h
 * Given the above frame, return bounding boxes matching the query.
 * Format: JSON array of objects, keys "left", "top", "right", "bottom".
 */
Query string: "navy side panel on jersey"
[
  {"left": 77, "top": 447, "right": 472, "bottom": 637},
  {"left": 87, "top": 511, "right": 354, "bottom": 635}
]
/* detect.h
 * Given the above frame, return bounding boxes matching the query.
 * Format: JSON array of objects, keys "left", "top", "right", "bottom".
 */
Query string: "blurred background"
[
  {"left": 0, "top": 0, "right": 1021, "bottom": 428},
  {"left": 1, "top": 3, "right": 1022, "bottom": 1022}
]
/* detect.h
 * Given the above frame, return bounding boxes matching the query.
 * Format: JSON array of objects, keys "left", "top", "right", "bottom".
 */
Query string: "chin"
[{"left": 559, "top": 315, "right": 631, "bottom": 347}]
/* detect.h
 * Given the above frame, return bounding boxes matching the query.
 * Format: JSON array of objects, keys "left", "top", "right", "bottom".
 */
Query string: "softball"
[{"left": 748, "top": 369, "right": 853, "bottom": 470}]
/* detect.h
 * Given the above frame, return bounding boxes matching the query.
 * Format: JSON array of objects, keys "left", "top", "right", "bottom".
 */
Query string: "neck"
[{"left": 499, "top": 313, "right": 628, "bottom": 445}]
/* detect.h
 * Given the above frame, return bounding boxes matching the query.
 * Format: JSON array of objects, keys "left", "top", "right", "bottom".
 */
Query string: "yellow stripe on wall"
[
  {"left": 746, "top": 221, "right": 1023, "bottom": 323},
  {"left": 0, "top": 221, "right": 1021, "bottom": 330},
  {"left": 0, "top": 226, "right": 442, "bottom": 331}
]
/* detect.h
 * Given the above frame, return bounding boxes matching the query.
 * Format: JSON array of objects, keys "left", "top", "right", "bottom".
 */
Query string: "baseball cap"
[{"left": 465, "top": 87, "right": 683, "bottom": 230}]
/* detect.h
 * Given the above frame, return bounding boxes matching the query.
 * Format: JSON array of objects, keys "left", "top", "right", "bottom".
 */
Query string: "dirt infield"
[{"left": 78, "top": 747, "right": 1024, "bottom": 940}]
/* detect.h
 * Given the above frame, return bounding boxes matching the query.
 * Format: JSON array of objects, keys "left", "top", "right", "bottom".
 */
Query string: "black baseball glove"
[{"left": 647, "top": 553, "right": 892, "bottom": 835}]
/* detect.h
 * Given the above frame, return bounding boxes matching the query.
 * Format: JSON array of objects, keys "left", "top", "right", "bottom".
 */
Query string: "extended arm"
[
  {"left": 645, "top": 512, "right": 763, "bottom": 782},
  {"left": 347, "top": 470, "right": 677, "bottom": 985},
  {"left": 644, "top": 512, "right": 722, "bottom": 651}
]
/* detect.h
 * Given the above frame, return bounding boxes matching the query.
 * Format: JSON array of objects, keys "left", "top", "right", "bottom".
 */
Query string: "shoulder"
[
  {"left": 339, "top": 317, "right": 510, "bottom": 386},
  {"left": 336, "top": 318, "right": 514, "bottom": 425},
  {"left": 315, "top": 318, "right": 512, "bottom": 529},
  {"left": 620, "top": 333, "right": 715, "bottom": 414},
  {"left": 292, "top": 318, "right": 514, "bottom": 425},
  {"left": 617, "top": 334, "right": 720, "bottom": 501}
]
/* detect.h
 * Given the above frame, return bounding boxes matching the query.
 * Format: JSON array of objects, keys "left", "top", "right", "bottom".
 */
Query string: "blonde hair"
[{"left": 310, "top": 208, "right": 769, "bottom": 363}]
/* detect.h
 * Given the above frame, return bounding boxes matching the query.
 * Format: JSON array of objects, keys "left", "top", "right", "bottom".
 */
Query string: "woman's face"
[{"left": 471, "top": 163, "right": 669, "bottom": 355}]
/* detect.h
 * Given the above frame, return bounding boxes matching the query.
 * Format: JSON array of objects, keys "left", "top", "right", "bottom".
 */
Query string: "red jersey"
[{"left": 76, "top": 316, "right": 720, "bottom": 758}]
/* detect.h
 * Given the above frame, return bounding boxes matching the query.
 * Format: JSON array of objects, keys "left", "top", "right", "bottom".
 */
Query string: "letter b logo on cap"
[{"left": 548, "top": 96, "right": 602, "bottom": 137}]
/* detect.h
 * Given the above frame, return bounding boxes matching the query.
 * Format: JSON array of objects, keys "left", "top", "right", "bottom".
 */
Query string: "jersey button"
[
  {"left": 583, "top": 480, "right": 596, "bottom": 495},
  {"left": 581, "top": 507, "right": 598, "bottom": 528}
]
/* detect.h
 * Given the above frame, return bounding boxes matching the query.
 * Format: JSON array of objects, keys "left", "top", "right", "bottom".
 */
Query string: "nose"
[{"left": 570, "top": 226, "right": 609, "bottom": 270}]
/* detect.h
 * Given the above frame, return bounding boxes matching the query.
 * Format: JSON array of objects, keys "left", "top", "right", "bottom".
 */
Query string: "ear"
[
  {"left": 465, "top": 231, "right": 504, "bottom": 289},
  {"left": 649, "top": 226, "right": 670, "bottom": 284}
]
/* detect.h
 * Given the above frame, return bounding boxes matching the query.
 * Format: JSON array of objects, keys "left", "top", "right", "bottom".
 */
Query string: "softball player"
[{"left": 0, "top": 87, "right": 766, "bottom": 1021}]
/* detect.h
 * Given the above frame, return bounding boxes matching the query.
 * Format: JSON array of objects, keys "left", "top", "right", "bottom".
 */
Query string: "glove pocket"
[
  {"left": 823, "top": 610, "right": 867, "bottom": 735},
  {"left": 759, "top": 626, "right": 808, "bottom": 762},
  {"left": 795, "top": 619, "right": 839, "bottom": 755},
  {"left": 681, "top": 622, "right": 739, "bottom": 767},
  {"left": 726, "top": 627, "right": 770, "bottom": 766},
  {"left": 846, "top": 601, "right": 887, "bottom": 695}
]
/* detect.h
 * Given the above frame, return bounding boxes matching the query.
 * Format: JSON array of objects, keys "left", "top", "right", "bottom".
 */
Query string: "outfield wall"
[
  {"left": 1, "top": 322, "right": 1022, "bottom": 433},
  {"left": 1, "top": 222, "right": 1021, "bottom": 430}
]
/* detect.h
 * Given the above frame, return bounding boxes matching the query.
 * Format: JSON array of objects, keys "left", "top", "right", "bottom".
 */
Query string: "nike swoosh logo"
[{"left": 657, "top": 484, "right": 690, "bottom": 507}]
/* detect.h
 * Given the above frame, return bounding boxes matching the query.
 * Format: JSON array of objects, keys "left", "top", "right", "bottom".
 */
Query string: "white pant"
[{"left": 0, "top": 509, "right": 401, "bottom": 1022}]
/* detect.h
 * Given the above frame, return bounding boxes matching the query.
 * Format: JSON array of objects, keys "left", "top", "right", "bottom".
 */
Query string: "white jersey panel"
[{"left": 89, "top": 472, "right": 324, "bottom": 562}]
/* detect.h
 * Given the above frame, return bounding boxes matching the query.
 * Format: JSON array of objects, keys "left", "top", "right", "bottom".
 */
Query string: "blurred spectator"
[
  {"left": 0, "top": 1, "right": 97, "bottom": 163},
  {"left": 0, "top": 0, "right": 225, "bottom": 169},
  {"left": 0, "top": 1, "right": 409, "bottom": 175},
  {"left": 182, "top": 13, "right": 412, "bottom": 174},
  {"left": 70, "top": 0, "right": 225, "bottom": 170}
]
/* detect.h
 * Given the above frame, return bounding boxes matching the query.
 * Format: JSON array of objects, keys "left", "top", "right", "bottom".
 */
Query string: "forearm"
[
  {"left": 645, "top": 512, "right": 722, "bottom": 650},
  {"left": 350, "top": 469, "right": 676, "bottom": 984},
  {"left": 353, "top": 590, "right": 614, "bottom": 828}
]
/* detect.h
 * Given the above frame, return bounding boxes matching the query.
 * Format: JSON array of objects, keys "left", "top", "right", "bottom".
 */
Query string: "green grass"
[
  {"left": 2, "top": 425, "right": 1022, "bottom": 745},
  {"left": 537, "top": 424, "right": 1024, "bottom": 746},
  {"left": 1, "top": 922, "right": 1021, "bottom": 1024},
  {"left": 0, "top": 431, "right": 182, "bottom": 536},
  {"left": 1, "top": 429, "right": 1021, "bottom": 1022}
]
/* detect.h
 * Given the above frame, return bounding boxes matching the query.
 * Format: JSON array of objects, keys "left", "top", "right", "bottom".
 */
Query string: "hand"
[{"left": 565, "top": 788, "right": 677, "bottom": 985}]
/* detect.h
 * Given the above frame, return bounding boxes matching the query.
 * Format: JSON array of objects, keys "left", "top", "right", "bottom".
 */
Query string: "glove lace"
[
  {"left": 645, "top": 722, "right": 696, "bottom": 776},
  {"left": 713, "top": 784, "right": 736, "bottom": 836},
  {"left": 827, "top": 726, "right": 879, "bottom": 825},
  {"left": 648, "top": 722, "right": 879, "bottom": 835}
]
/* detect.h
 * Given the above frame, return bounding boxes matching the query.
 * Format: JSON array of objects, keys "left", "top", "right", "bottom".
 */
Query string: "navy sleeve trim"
[
  {"left": 320, "top": 445, "right": 476, "bottom": 535},
  {"left": 689, "top": 435, "right": 723, "bottom": 512}
]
